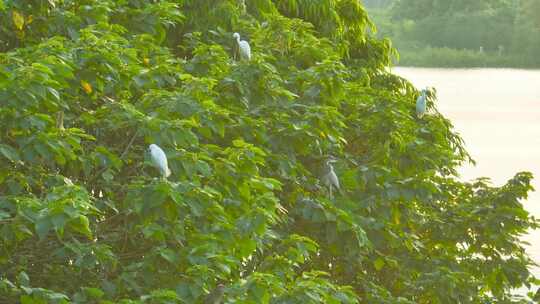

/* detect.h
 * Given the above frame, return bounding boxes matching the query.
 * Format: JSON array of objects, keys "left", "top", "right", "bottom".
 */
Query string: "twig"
[
  {"left": 120, "top": 129, "right": 140, "bottom": 160},
  {"left": 0, "top": 218, "right": 15, "bottom": 224},
  {"left": 88, "top": 129, "right": 140, "bottom": 184}
]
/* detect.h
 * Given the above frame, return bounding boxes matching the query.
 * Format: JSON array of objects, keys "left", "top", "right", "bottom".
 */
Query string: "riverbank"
[{"left": 395, "top": 46, "right": 540, "bottom": 69}]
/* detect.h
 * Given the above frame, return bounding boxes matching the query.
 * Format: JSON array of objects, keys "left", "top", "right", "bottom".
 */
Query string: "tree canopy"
[{"left": 0, "top": 0, "right": 538, "bottom": 303}]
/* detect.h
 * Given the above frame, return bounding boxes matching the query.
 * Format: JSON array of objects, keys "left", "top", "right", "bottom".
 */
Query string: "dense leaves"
[{"left": 0, "top": 0, "right": 538, "bottom": 303}]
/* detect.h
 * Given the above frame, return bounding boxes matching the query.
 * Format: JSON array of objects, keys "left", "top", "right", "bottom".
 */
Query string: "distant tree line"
[
  {"left": 363, "top": 0, "right": 395, "bottom": 8},
  {"left": 368, "top": 0, "right": 540, "bottom": 67}
]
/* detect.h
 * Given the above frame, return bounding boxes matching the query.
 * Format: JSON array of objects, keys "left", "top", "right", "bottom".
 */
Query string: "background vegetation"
[
  {"left": 0, "top": 0, "right": 538, "bottom": 303},
  {"left": 366, "top": 0, "right": 540, "bottom": 68}
]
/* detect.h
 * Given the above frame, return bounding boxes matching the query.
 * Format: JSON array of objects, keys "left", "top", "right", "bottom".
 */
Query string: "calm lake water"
[{"left": 393, "top": 67, "right": 540, "bottom": 286}]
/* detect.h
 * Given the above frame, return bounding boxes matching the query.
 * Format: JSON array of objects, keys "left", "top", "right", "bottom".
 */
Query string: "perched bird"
[
  {"left": 416, "top": 89, "right": 427, "bottom": 118},
  {"left": 321, "top": 158, "right": 340, "bottom": 199},
  {"left": 148, "top": 144, "right": 171, "bottom": 179},
  {"left": 204, "top": 284, "right": 225, "bottom": 304},
  {"left": 233, "top": 32, "right": 251, "bottom": 61}
]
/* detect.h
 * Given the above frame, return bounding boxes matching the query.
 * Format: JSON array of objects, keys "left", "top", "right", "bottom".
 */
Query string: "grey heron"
[
  {"left": 204, "top": 284, "right": 225, "bottom": 304},
  {"left": 321, "top": 158, "right": 340, "bottom": 199}
]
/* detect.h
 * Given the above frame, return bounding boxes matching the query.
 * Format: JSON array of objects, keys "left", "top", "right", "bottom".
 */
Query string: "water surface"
[{"left": 393, "top": 67, "right": 540, "bottom": 282}]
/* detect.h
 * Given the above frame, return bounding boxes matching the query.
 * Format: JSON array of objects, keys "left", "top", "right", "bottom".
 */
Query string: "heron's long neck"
[
  {"left": 325, "top": 163, "right": 334, "bottom": 174},
  {"left": 236, "top": 37, "right": 241, "bottom": 44}
]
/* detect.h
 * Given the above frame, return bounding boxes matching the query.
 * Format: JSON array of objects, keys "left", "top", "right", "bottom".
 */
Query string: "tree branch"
[{"left": 88, "top": 129, "right": 141, "bottom": 184}]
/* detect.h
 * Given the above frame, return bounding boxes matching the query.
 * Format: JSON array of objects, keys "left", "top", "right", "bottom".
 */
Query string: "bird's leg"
[
  {"left": 56, "top": 111, "right": 65, "bottom": 130},
  {"left": 232, "top": 43, "right": 238, "bottom": 62},
  {"left": 329, "top": 185, "right": 333, "bottom": 199}
]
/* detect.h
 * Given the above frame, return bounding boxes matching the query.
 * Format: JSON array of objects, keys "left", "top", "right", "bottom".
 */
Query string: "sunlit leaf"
[
  {"left": 12, "top": 10, "right": 24, "bottom": 31},
  {"left": 80, "top": 80, "right": 93, "bottom": 94}
]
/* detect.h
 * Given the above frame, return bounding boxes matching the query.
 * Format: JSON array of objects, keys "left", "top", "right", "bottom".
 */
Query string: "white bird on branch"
[
  {"left": 416, "top": 88, "right": 427, "bottom": 118},
  {"left": 321, "top": 158, "right": 340, "bottom": 199},
  {"left": 149, "top": 144, "right": 171, "bottom": 179},
  {"left": 233, "top": 32, "right": 251, "bottom": 61}
]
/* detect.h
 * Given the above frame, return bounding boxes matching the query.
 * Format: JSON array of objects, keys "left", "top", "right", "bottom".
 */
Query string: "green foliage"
[{"left": 0, "top": 0, "right": 537, "bottom": 303}]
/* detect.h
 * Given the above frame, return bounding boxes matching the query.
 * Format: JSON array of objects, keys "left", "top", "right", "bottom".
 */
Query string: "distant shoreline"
[
  {"left": 392, "top": 47, "right": 540, "bottom": 70},
  {"left": 392, "top": 65, "right": 540, "bottom": 72}
]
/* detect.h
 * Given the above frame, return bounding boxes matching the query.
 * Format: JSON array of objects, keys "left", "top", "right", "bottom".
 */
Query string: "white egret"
[
  {"left": 149, "top": 144, "right": 171, "bottom": 179},
  {"left": 233, "top": 32, "right": 251, "bottom": 61},
  {"left": 321, "top": 158, "right": 340, "bottom": 199},
  {"left": 416, "top": 89, "right": 427, "bottom": 118}
]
